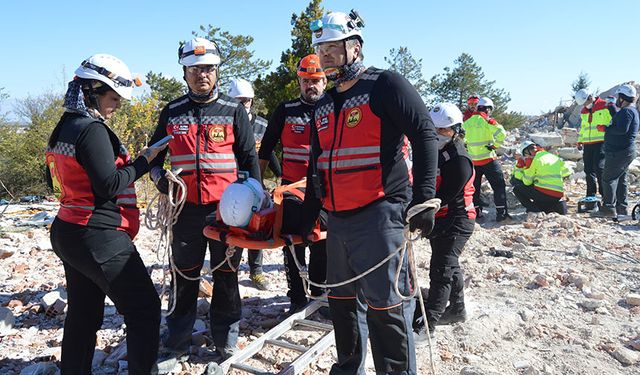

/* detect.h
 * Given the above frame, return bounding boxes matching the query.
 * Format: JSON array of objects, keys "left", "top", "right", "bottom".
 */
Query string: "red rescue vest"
[
  {"left": 164, "top": 97, "right": 239, "bottom": 204},
  {"left": 435, "top": 140, "right": 476, "bottom": 220},
  {"left": 280, "top": 100, "right": 313, "bottom": 182},
  {"left": 313, "top": 68, "right": 410, "bottom": 212},
  {"left": 45, "top": 114, "right": 140, "bottom": 238}
]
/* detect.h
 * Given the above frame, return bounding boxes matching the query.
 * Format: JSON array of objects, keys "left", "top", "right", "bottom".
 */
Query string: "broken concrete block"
[
  {"left": 530, "top": 133, "right": 564, "bottom": 147},
  {"left": 561, "top": 128, "right": 579, "bottom": 145},
  {"left": 557, "top": 147, "right": 583, "bottom": 161},
  {"left": 41, "top": 290, "right": 67, "bottom": 318},
  {"left": 625, "top": 293, "right": 640, "bottom": 306},
  {"left": 104, "top": 340, "right": 127, "bottom": 367}
]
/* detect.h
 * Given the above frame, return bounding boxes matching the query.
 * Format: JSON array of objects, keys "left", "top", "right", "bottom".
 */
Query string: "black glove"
[
  {"left": 485, "top": 144, "right": 497, "bottom": 151},
  {"left": 151, "top": 167, "right": 169, "bottom": 194},
  {"left": 407, "top": 205, "right": 436, "bottom": 237}
]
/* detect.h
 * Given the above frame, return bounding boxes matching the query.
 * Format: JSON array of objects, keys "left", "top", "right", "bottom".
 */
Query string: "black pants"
[
  {"left": 602, "top": 147, "right": 636, "bottom": 214},
  {"left": 165, "top": 204, "right": 243, "bottom": 356},
  {"left": 246, "top": 248, "right": 263, "bottom": 274},
  {"left": 513, "top": 184, "right": 566, "bottom": 214},
  {"left": 473, "top": 160, "right": 507, "bottom": 212},
  {"left": 326, "top": 200, "right": 416, "bottom": 375},
  {"left": 283, "top": 240, "right": 327, "bottom": 305},
  {"left": 415, "top": 217, "right": 473, "bottom": 331},
  {"left": 51, "top": 219, "right": 160, "bottom": 375},
  {"left": 582, "top": 143, "right": 604, "bottom": 197}
]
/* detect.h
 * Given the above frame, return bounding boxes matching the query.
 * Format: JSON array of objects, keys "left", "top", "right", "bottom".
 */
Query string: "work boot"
[
  {"left": 590, "top": 206, "right": 617, "bottom": 218},
  {"left": 437, "top": 304, "right": 467, "bottom": 325},
  {"left": 249, "top": 272, "right": 270, "bottom": 291},
  {"left": 414, "top": 327, "right": 436, "bottom": 348},
  {"left": 288, "top": 299, "right": 308, "bottom": 315},
  {"left": 495, "top": 209, "right": 513, "bottom": 223}
]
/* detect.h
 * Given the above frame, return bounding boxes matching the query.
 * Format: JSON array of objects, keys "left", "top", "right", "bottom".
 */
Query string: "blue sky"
[{"left": 2, "top": 0, "right": 639, "bottom": 119}]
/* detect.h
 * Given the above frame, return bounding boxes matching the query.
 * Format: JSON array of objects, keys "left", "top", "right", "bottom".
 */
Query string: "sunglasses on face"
[{"left": 186, "top": 65, "right": 217, "bottom": 74}]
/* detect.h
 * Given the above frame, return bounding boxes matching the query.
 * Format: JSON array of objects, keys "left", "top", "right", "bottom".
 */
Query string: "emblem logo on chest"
[
  {"left": 346, "top": 108, "right": 362, "bottom": 128},
  {"left": 209, "top": 125, "right": 226, "bottom": 143}
]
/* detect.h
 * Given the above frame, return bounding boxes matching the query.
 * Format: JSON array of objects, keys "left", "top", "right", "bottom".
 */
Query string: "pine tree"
[
  {"left": 254, "top": 0, "right": 324, "bottom": 116},
  {"left": 385, "top": 47, "right": 428, "bottom": 99},
  {"left": 571, "top": 72, "right": 591, "bottom": 93}
]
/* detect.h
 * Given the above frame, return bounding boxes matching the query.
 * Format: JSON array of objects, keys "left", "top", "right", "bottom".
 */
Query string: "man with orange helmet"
[{"left": 258, "top": 54, "right": 328, "bottom": 313}]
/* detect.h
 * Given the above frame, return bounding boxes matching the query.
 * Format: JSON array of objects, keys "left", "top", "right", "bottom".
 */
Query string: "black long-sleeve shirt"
[{"left": 302, "top": 68, "right": 438, "bottom": 225}]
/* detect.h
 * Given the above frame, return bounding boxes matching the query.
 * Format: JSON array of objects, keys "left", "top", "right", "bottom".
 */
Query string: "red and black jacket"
[
  {"left": 305, "top": 67, "right": 438, "bottom": 214},
  {"left": 436, "top": 140, "right": 476, "bottom": 220},
  {"left": 45, "top": 113, "right": 146, "bottom": 239},
  {"left": 259, "top": 98, "right": 314, "bottom": 183},
  {"left": 149, "top": 94, "right": 260, "bottom": 205}
]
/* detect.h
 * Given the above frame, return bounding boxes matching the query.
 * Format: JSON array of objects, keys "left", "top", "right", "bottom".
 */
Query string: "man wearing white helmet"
[
  {"left": 303, "top": 10, "right": 439, "bottom": 374},
  {"left": 148, "top": 37, "right": 260, "bottom": 366},
  {"left": 411, "top": 103, "right": 476, "bottom": 344},
  {"left": 462, "top": 96, "right": 510, "bottom": 221},
  {"left": 227, "top": 78, "right": 281, "bottom": 291},
  {"left": 46, "top": 54, "right": 164, "bottom": 373},
  {"left": 574, "top": 88, "right": 611, "bottom": 201},
  {"left": 512, "top": 141, "right": 570, "bottom": 214},
  {"left": 592, "top": 83, "right": 639, "bottom": 218}
]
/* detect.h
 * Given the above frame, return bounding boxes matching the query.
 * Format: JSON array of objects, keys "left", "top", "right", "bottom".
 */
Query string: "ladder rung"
[
  {"left": 265, "top": 339, "right": 307, "bottom": 352},
  {"left": 294, "top": 319, "right": 333, "bottom": 331},
  {"left": 230, "top": 362, "right": 268, "bottom": 374}
]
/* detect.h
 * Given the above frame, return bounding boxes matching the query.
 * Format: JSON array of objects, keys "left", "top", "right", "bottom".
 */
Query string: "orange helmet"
[{"left": 297, "top": 54, "right": 325, "bottom": 79}]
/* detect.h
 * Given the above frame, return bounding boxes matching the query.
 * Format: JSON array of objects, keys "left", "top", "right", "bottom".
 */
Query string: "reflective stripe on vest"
[{"left": 281, "top": 100, "right": 314, "bottom": 182}]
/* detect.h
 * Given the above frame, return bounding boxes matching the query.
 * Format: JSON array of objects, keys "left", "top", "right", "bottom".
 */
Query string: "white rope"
[
  {"left": 286, "top": 198, "right": 441, "bottom": 374},
  {"left": 145, "top": 170, "right": 240, "bottom": 316}
]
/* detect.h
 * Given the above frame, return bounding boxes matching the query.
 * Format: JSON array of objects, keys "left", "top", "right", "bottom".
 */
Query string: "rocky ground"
[{"left": 1, "top": 172, "right": 640, "bottom": 374}]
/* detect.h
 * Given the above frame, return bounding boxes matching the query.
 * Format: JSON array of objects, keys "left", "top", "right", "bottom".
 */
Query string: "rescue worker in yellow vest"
[
  {"left": 462, "top": 97, "right": 510, "bottom": 221},
  {"left": 510, "top": 150, "right": 527, "bottom": 187},
  {"left": 574, "top": 88, "right": 612, "bottom": 199},
  {"left": 513, "top": 141, "right": 570, "bottom": 214}
]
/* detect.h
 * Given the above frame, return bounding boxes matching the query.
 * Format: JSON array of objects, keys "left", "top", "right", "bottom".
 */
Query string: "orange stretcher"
[{"left": 202, "top": 179, "right": 325, "bottom": 250}]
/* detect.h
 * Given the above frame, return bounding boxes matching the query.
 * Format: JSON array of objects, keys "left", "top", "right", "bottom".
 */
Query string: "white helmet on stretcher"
[{"left": 219, "top": 177, "right": 272, "bottom": 228}]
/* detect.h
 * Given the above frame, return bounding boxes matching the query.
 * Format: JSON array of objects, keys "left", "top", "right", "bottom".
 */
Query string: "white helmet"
[
  {"left": 219, "top": 177, "right": 271, "bottom": 228},
  {"left": 574, "top": 88, "right": 591, "bottom": 106},
  {"left": 178, "top": 38, "right": 221, "bottom": 66},
  {"left": 478, "top": 97, "right": 494, "bottom": 108},
  {"left": 311, "top": 10, "right": 364, "bottom": 46},
  {"left": 518, "top": 140, "right": 535, "bottom": 155},
  {"left": 227, "top": 78, "right": 255, "bottom": 99},
  {"left": 430, "top": 102, "right": 463, "bottom": 128},
  {"left": 74, "top": 54, "right": 138, "bottom": 100},
  {"left": 616, "top": 84, "right": 637, "bottom": 99}
]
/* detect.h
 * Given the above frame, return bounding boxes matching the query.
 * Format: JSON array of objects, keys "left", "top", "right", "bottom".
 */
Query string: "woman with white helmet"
[
  {"left": 45, "top": 54, "right": 165, "bottom": 373},
  {"left": 412, "top": 103, "right": 476, "bottom": 343}
]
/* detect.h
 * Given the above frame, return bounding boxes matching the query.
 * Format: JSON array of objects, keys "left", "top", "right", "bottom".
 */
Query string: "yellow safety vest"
[
  {"left": 578, "top": 98, "right": 612, "bottom": 144},
  {"left": 463, "top": 113, "right": 506, "bottom": 165},
  {"left": 522, "top": 151, "right": 571, "bottom": 196}
]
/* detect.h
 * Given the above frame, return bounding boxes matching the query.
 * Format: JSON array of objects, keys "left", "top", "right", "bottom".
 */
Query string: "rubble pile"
[{"left": 1, "top": 176, "right": 639, "bottom": 375}]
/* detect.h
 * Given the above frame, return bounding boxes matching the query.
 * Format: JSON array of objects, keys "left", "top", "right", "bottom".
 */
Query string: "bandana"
[
  {"left": 188, "top": 85, "right": 219, "bottom": 103},
  {"left": 63, "top": 80, "right": 103, "bottom": 120},
  {"left": 326, "top": 60, "right": 365, "bottom": 86}
]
